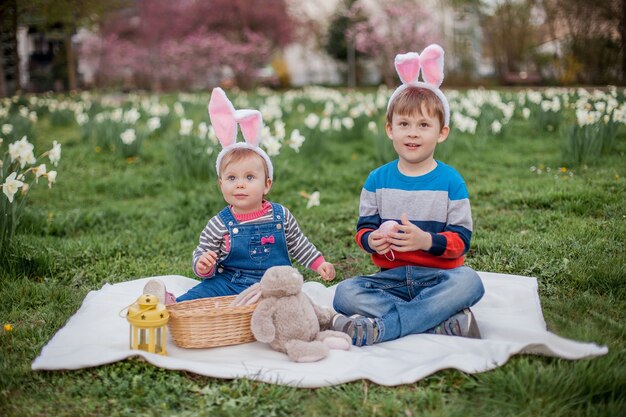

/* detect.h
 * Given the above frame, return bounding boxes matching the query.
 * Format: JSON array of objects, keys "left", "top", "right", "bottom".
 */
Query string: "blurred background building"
[{"left": 1, "top": 0, "right": 624, "bottom": 95}]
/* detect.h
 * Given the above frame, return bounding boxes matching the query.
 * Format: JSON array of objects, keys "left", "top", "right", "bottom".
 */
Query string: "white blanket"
[{"left": 32, "top": 272, "right": 607, "bottom": 387}]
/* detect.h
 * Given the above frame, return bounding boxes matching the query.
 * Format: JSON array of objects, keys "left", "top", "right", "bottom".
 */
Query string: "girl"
[{"left": 144, "top": 88, "right": 335, "bottom": 304}]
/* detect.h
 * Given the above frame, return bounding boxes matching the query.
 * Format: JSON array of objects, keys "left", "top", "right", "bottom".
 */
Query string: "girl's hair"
[
  {"left": 219, "top": 147, "right": 270, "bottom": 180},
  {"left": 386, "top": 86, "right": 445, "bottom": 127}
]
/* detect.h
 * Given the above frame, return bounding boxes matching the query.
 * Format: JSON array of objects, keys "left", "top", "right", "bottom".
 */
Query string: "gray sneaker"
[
  {"left": 331, "top": 314, "right": 379, "bottom": 346},
  {"left": 430, "top": 308, "right": 481, "bottom": 339}
]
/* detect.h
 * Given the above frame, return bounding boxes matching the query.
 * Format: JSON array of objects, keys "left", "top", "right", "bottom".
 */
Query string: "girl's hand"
[
  {"left": 387, "top": 213, "right": 433, "bottom": 252},
  {"left": 317, "top": 262, "right": 336, "bottom": 281},
  {"left": 368, "top": 230, "right": 392, "bottom": 255},
  {"left": 197, "top": 250, "right": 218, "bottom": 275}
]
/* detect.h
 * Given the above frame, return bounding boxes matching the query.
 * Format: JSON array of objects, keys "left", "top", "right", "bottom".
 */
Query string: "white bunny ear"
[
  {"left": 394, "top": 52, "right": 421, "bottom": 84},
  {"left": 235, "top": 109, "right": 263, "bottom": 147},
  {"left": 208, "top": 87, "right": 237, "bottom": 147},
  {"left": 419, "top": 44, "right": 444, "bottom": 87}
]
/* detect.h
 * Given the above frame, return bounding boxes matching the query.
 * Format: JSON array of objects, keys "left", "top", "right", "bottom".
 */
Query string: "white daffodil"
[
  {"left": 341, "top": 117, "right": 354, "bottom": 130},
  {"left": 262, "top": 134, "right": 281, "bottom": 157},
  {"left": 147, "top": 117, "right": 161, "bottom": 132},
  {"left": 2, "top": 124, "right": 14, "bottom": 135},
  {"left": 306, "top": 191, "right": 320, "bottom": 209},
  {"left": 120, "top": 129, "right": 136, "bottom": 145},
  {"left": 197, "top": 122, "right": 208, "bottom": 139},
  {"left": 179, "top": 118, "right": 193, "bottom": 136},
  {"left": 367, "top": 121, "right": 377, "bottom": 133},
  {"left": 522, "top": 108, "right": 531, "bottom": 120},
  {"left": 111, "top": 108, "right": 123, "bottom": 122},
  {"left": 304, "top": 113, "right": 319, "bottom": 129},
  {"left": 8, "top": 136, "right": 36, "bottom": 168},
  {"left": 491, "top": 120, "right": 502, "bottom": 134},
  {"left": 319, "top": 117, "right": 331, "bottom": 132},
  {"left": 273, "top": 120, "right": 286, "bottom": 140},
  {"left": 76, "top": 113, "right": 89, "bottom": 125},
  {"left": 123, "top": 108, "right": 141, "bottom": 124},
  {"left": 48, "top": 141, "right": 62, "bottom": 166},
  {"left": 207, "top": 126, "right": 218, "bottom": 145},
  {"left": 288, "top": 129, "right": 305, "bottom": 153},
  {"left": 46, "top": 171, "right": 57, "bottom": 188},
  {"left": 34, "top": 164, "right": 47, "bottom": 183},
  {"left": 2, "top": 172, "right": 24, "bottom": 203}
]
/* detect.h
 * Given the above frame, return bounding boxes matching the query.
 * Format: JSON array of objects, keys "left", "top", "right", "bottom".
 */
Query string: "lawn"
[{"left": 1, "top": 88, "right": 624, "bottom": 416}]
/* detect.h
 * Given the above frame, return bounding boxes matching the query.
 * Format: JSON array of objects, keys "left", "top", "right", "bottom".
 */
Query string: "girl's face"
[{"left": 219, "top": 155, "right": 272, "bottom": 214}]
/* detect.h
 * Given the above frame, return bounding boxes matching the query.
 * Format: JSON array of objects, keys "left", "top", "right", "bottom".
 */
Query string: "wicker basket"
[{"left": 167, "top": 295, "right": 257, "bottom": 348}]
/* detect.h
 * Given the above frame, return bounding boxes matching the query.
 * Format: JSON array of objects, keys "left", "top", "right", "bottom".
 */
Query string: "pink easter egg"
[{"left": 377, "top": 220, "right": 399, "bottom": 237}]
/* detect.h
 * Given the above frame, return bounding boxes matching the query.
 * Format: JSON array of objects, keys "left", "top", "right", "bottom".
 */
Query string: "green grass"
[{"left": 1, "top": 92, "right": 625, "bottom": 417}]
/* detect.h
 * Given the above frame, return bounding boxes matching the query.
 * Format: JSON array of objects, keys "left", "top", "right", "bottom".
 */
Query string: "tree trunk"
[
  {"left": 622, "top": 0, "right": 626, "bottom": 83},
  {"left": 10, "top": 0, "right": 20, "bottom": 92},
  {"left": 65, "top": 29, "right": 77, "bottom": 90},
  {"left": 0, "top": 4, "right": 6, "bottom": 97}
]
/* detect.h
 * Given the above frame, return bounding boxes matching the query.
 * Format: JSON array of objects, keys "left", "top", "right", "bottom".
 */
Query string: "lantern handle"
[{"left": 119, "top": 303, "right": 157, "bottom": 319}]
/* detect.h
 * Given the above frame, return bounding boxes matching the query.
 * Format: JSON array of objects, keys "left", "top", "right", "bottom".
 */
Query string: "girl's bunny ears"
[
  {"left": 387, "top": 44, "right": 450, "bottom": 127},
  {"left": 209, "top": 87, "right": 273, "bottom": 179}
]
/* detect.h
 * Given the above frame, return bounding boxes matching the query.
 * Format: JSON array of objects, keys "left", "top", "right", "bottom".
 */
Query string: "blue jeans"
[
  {"left": 176, "top": 269, "right": 264, "bottom": 302},
  {"left": 333, "top": 265, "right": 484, "bottom": 342}
]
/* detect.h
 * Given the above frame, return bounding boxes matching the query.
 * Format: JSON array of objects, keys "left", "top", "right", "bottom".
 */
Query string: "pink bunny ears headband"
[
  {"left": 209, "top": 87, "right": 273, "bottom": 179},
  {"left": 387, "top": 44, "right": 450, "bottom": 127}
]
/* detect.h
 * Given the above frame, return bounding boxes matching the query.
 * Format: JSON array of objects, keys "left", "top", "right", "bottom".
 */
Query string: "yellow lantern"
[{"left": 126, "top": 294, "right": 170, "bottom": 355}]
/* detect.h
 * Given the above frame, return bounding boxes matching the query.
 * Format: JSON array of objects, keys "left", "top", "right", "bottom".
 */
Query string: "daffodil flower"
[
  {"left": 34, "top": 164, "right": 47, "bottom": 183},
  {"left": 48, "top": 141, "right": 62, "bottom": 166},
  {"left": 2, "top": 172, "right": 24, "bottom": 203},
  {"left": 307, "top": 191, "right": 320, "bottom": 209},
  {"left": 47, "top": 171, "right": 57, "bottom": 188}
]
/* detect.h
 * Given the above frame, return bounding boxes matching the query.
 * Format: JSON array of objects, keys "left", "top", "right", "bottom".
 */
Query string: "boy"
[{"left": 332, "top": 45, "right": 484, "bottom": 346}]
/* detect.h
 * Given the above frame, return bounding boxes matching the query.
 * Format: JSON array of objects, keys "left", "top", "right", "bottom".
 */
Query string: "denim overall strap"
[
  {"left": 217, "top": 202, "right": 292, "bottom": 280},
  {"left": 217, "top": 205, "right": 238, "bottom": 227}
]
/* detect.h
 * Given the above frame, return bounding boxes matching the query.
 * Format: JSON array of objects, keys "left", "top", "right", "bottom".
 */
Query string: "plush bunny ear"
[
  {"left": 419, "top": 44, "right": 444, "bottom": 87},
  {"left": 394, "top": 52, "right": 421, "bottom": 84},
  {"left": 208, "top": 87, "right": 237, "bottom": 147},
  {"left": 235, "top": 109, "right": 263, "bottom": 147}
]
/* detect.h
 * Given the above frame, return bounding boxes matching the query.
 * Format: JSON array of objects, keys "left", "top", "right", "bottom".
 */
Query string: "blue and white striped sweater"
[{"left": 357, "top": 160, "right": 472, "bottom": 264}]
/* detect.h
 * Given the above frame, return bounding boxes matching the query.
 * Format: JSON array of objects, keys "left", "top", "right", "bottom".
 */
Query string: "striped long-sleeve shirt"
[
  {"left": 356, "top": 160, "right": 473, "bottom": 270},
  {"left": 192, "top": 201, "right": 324, "bottom": 277}
]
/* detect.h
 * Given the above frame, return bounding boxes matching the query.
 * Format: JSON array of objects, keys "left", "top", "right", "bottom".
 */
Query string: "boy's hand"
[
  {"left": 197, "top": 250, "right": 218, "bottom": 275},
  {"left": 368, "top": 230, "right": 392, "bottom": 255},
  {"left": 388, "top": 213, "right": 433, "bottom": 252},
  {"left": 317, "top": 261, "right": 336, "bottom": 281}
]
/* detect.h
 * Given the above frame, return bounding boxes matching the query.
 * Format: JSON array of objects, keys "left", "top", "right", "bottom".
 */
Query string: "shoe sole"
[{"left": 463, "top": 308, "right": 482, "bottom": 339}]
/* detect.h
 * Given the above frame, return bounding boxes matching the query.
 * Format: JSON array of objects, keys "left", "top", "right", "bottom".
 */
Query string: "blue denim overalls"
[{"left": 176, "top": 202, "right": 292, "bottom": 301}]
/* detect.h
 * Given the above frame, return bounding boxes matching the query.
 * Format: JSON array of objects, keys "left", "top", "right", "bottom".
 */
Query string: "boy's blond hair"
[
  {"left": 386, "top": 86, "right": 445, "bottom": 128},
  {"left": 219, "top": 147, "right": 270, "bottom": 180}
]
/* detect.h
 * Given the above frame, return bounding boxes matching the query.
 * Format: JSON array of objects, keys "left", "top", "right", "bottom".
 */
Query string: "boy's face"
[
  {"left": 218, "top": 155, "right": 272, "bottom": 214},
  {"left": 385, "top": 106, "right": 449, "bottom": 171}
]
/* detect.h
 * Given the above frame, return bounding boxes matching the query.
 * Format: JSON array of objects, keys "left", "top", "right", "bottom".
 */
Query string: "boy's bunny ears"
[
  {"left": 209, "top": 87, "right": 273, "bottom": 179},
  {"left": 387, "top": 44, "right": 450, "bottom": 127}
]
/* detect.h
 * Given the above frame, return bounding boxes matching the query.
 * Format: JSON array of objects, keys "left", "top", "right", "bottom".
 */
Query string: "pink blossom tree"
[
  {"left": 79, "top": 0, "right": 292, "bottom": 90},
  {"left": 346, "top": 0, "right": 442, "bottom": 86}
]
